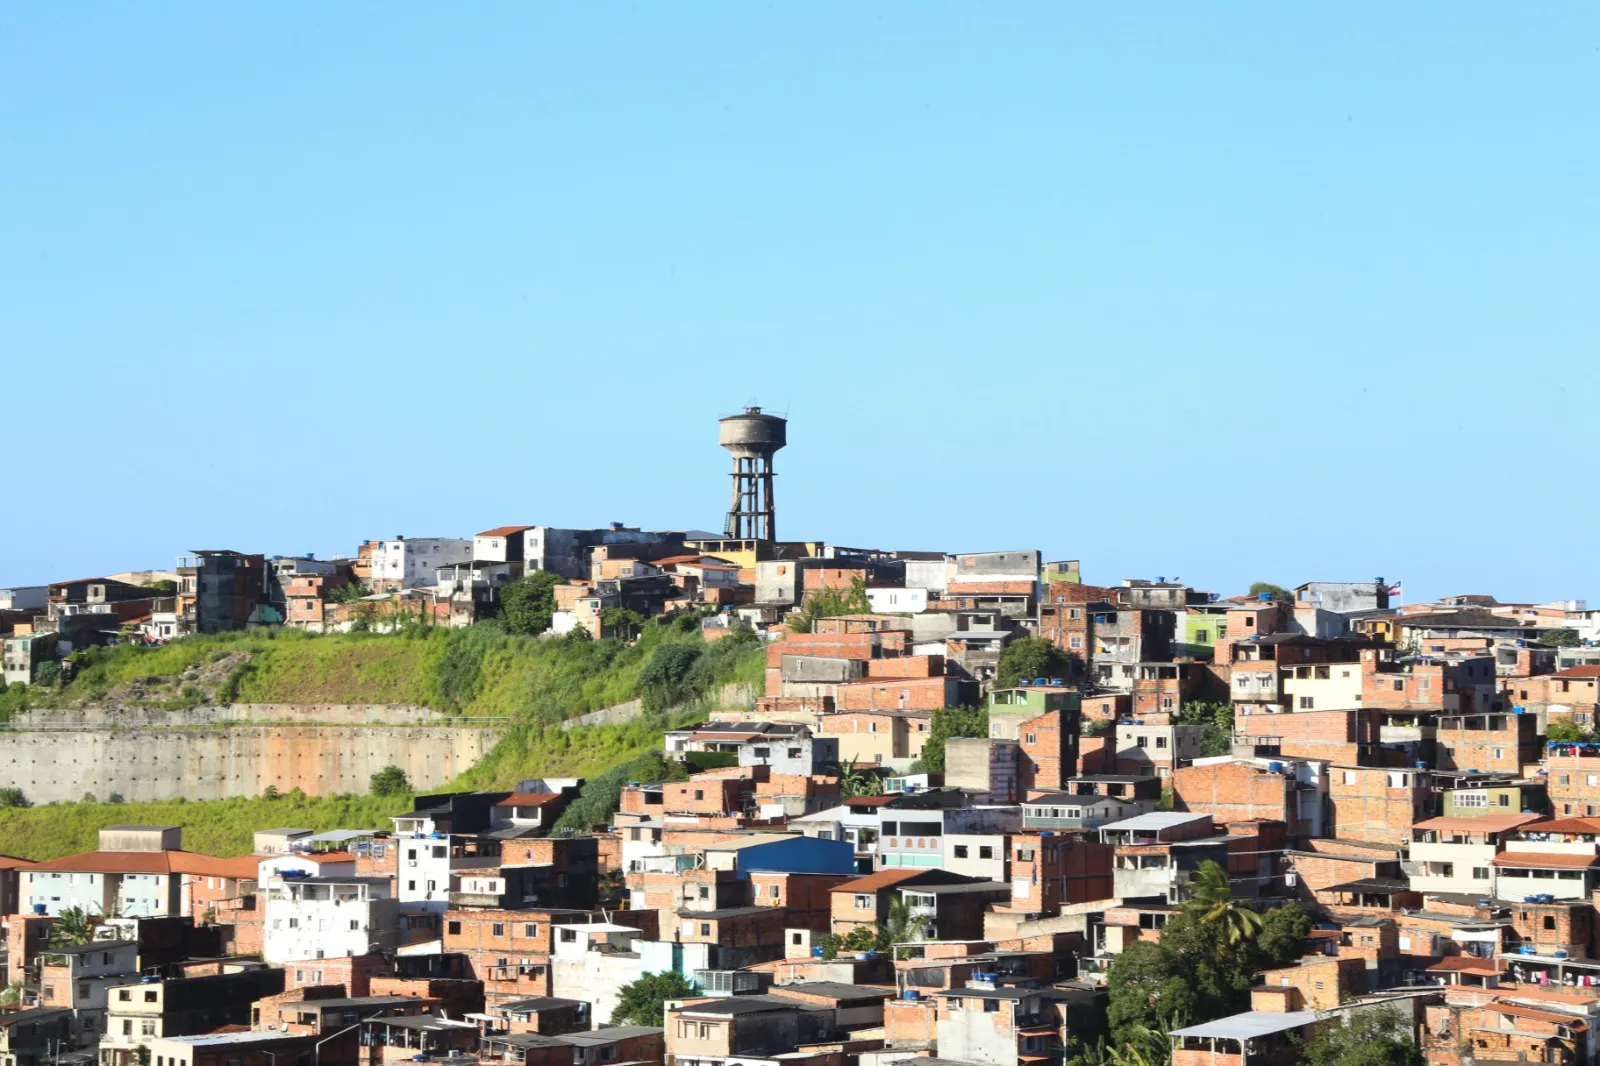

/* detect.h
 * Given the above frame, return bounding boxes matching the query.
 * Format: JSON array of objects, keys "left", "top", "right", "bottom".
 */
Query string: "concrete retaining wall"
[
  {"left": 0, "top": 724, "right": 505, "bottom": 805},
  {"left": 559, "top": 683, "right": 757, "bottom": 730},
  {"left": 8, "top": 704, "right": 443, "bottom": 729}
]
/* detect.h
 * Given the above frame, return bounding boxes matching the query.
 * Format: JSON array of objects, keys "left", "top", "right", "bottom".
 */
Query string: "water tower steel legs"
[{"left": 726, "top": 455, "right": 776, "bottom": 541}]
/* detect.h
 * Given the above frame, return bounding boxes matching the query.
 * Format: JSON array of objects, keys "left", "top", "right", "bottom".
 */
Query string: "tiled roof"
[
  {"left": 496, "top": 793, "right": 563, "bottom": 807},
  {"left": 477, "top": 526, "right": 534, "bottom": 537},
  {"left": 30, "top": 850, "right": 259, "bottom": 879},
  {"left": 828, "top": 869, "right": 928, "bottom": 894},
  {"left": 1492, "top": 852, "right": 1600, "bottom": 870},
  {"left": 1553, "top": 666, "right": 1600, "bottom": 678}
]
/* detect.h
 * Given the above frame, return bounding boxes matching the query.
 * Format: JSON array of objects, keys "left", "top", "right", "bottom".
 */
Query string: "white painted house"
[
  {"left": 371, "top": 537, "right": 472, "bottom": 591},
  {"left": 261, "top": 875, "right": 399, "bottom": 963}
]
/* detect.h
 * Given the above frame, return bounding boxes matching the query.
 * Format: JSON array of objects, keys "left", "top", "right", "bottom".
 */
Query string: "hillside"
[
  {"left": 0, "top": 617, "right": 765, "bottom": 859},
  {"left": 6, "top": 616, "right": 763, "bottom": 722}
]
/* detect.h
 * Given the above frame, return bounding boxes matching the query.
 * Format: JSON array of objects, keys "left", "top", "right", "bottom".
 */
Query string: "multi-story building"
[
  {"left": 34, "top": 939, "right": 137, "bottom": 1042},
  {"left": 22, "top": 827, "right": 256, "bottom": 919},
  {"left": 98, "top": 966, "right": 286, "bottom": 1066},
  {"left": 1409, "top": 812, "right": 1539, "bottom": 896},
  {"left": 261, "top": 875, "right": 400, "bottom": 963},
  {"left": 369, "top": 537, "right": 472, "bottom": 592}
]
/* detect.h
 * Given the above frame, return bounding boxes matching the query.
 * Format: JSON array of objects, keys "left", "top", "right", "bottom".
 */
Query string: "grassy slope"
[
  {"left": 0, "top": 621, "right": 764, "bottom": 859},
  {"left": 0, "top": 793, "right": 415, "bottom": 861}
]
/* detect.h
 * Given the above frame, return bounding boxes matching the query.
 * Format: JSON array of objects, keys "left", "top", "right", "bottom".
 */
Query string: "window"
[
  {"left": 699, "top": 923, "right": 711, "bottom": 937},
  {"left": 769, "top": 884, "right": 780, "bottom": 898},
  {"left": 1492, "top": 748, "right": 1504, "bottom": 760},
  {"left": 693, "top": 790, "right": 704, "bottom": 801},
  {"left": 447, "top": 921, "right": 461, "bottom": 936},
  {"left": 144, "top": 990, "right": 157, "bottom": 1002},
  {"left": 788, "top": 748, "right": 801, "bottom": 759},
  {"left": 1343, "top": 771, "right": 1356, "bottom": 785},
  {"left": 979, "top": 846, "right": 993, "bottom": 859},
  {"left": 1298, "top": 696, "right": 1314, "bottom": 709},
  {"left": 524, "top": 923, "right": 538, "bottom": 938},
  {"left": 1136, "top": 736, "right": 1148, "bottom": 748},
  {"left": 954, "top": 846, "right": 969, "bottom": 859},
  {"left": 1155, "top": 736, "right": 1167, "bottom": 748},
  {"left": 559, "top": 928, "right": 578, "bottom": 942},
  {"left": 1025, "top": 733, "right": 1036, "bottom": 745},
  {"left": 855, "top": 894, "right": 874, "bottom": 909},
  {"left": 792, "top": 932, "right": 804, "bottom": 945},
  {"left": 1544, "top": 916, "right": 1557, "bottom": 930},
  {"left": 142, "top": 1021, "right": 156, "bottom": 1037},
  {"left": 1456, "top": 792, "right": 1487, "bottom": 808},
  {"left": 697, "top": 886, "right": 709, "bottom": 899},
  {"left": 1473, "top": 867, "right": 1490, "bottom": 880}
]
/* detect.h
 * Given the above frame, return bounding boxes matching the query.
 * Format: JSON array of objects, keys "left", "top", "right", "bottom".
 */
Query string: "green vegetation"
[
  {"left": 369, "top": 766, "right": 412, "bottom": 797},
  {"left": 1544, "top": 628, "right": 1582, "bottom": 647},
  {"left": 0, "top": 791, "right": 414, "bottom": 861},
  {"left": 911, "top": 706, "right": 989, "bottom": 773},
  {"left": 550, "top": 744, "right": 692, "bottom": 834},
  {"left": 611, "top": 971, "right": 695, "bottom": 1026},
  {"left": 1246, "top": 582, "right": 1292, "bottom": 603},
  {"left": 1547, "top": 719, "right": 1590, "bottom": 743},
  {"left": 997, "top": 635, "right": 1073, "bottom": 688},
  {"left": 788, "top": 577, "right": 871, "bottom": 633},
  {"left": 40, "top": 618, "right": 762, "bottom": 724},
  {"left": 49, "top": 907, "right": 95, "bottom": 946},
  {"left": 1092, "top": 860, "right": 1311, "bottom": 1066},
  {"left": 1176, "top": 700, "right": 1235, "bottom": 758},
  {"left": 0, "top": 612, "right": 766, "bottom": 861},
  {"left": 1301, "top": 1005, "right": 1422, "bottom": 1066},
  {"left": 500, "top": 571, "right": 561, "bottom": 636}
]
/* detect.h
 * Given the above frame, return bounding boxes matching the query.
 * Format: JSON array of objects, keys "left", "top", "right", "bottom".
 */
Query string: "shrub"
[{"left": 370, "top": 766, "right": 412, "bottom": 797}]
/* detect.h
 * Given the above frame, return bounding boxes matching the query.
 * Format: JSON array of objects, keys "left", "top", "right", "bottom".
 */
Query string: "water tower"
[{"left": 719, "top": 407, "right": 787, "bottom": 541}]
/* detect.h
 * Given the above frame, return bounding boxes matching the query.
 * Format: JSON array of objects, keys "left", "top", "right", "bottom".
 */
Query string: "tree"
[
  {"left": 327, "top": 581, "right": 371, "bottom": 605},
  {"left": 912, "top": 706, "right": 989, "bottom": 773},
  {"left": 50, "top": 906, "right": 95, "bottom": 947},
  {"left": 1254, "top": 902, "right": 1313, "bottom": 966},
  {"left": 139, "top": 579, "right": 178, "bottom": 595},
  {"left": 1247, "top": 582, "right": 1292, "bottom": 604},
  {"left": 33, "top": 661, "right": 60, "bottom": 686},
  {"left": 0, "top": 789, "right": 29, "bottom": 809},
  {"left": 1547, "top": 719, "right": 1593, "bottom": 743},
  {"left": 1301, "top": 1005, "right": 1422, "bottom": 1066},
  {"left": 1544, "top": 628, "right": 1582, "bottom": 648},
  {"left": 839, "top": 926, "right": 881, "bottom": 953},
  {"left": 1184, "top": 860, "right": 1262, "bottom": 944},
  {"left": 839, "top": 760, "right": 884, "bottom": 800},
  {"left": 883, "top": 896, "right": 929, "bottom": 947},
  {"left": 611, "top": 971, "right": 695, "bottom": 1026},
  {"left": 997, "top": 636, "right": 1072, "bottom": 688},
  {"left": 1176, "top": 701, "right": 1235, "bottom": 758},
  {"left": 638, "top": 643, "right": 703, "bottom": 710},
  {"left": 601, "top": 607, "right": 647, "bottom": 641},
  {"left": 789, "top": 577, "right": 872, "bottom": 633},
  {"left": 499, "top": 571, "right": 561, "bottom": 636},
  {"left": 369, "top": 765, "right": 412, "bottom": 797}
]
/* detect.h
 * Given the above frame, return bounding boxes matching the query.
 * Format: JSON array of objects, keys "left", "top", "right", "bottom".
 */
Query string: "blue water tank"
[
  {"left": 1259, "top": 592, "right": 1273, "bottom": 602},
  {"left": 32, "top": 904, "right": 45, "bottom": 915},
  {"left": 903, "top": 990, "right": 921, "bottom": 1000},
  {"left": 1556, "top": 950, "right": 1569, "bottom": 958},
  {"left": 1267, "top": 762, "right": 1283, "bottom": 773},
  {"left": 812, "top": 946, "right": 824, "bottom": 957}
]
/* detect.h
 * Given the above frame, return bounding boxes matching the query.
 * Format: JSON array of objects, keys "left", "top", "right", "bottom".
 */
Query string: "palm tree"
[
  {"left": 883, "top": 896, "right": 929, "bottom": 947},
  {"left": 1184, "top": 860, "right": 1262, "bottom": 943},
  {"left": 838, "top": 760, "right": 883, "bottom": 800},
  {"left": 49, "top": 906, "right": 95, "bottom": 947}
]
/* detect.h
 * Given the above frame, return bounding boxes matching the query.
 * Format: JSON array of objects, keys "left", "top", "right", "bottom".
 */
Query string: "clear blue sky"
[{"left": 3, "top": 5, "right": 1596, "bottom": 603}]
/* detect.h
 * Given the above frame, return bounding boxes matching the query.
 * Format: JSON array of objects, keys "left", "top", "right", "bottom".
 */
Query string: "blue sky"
[{"left": 3, "top": 5, "right": 1596, "bottom": 602}]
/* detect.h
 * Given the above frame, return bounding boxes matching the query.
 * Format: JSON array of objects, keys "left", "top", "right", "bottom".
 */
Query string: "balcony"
[{"left": 694, "top": 970, "right": 767, "bottom": 996}]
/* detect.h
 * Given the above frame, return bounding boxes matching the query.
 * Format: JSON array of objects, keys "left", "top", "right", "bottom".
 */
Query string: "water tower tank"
[{"left": 718, "top": 407, "right": 786, "bottom": 541}]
